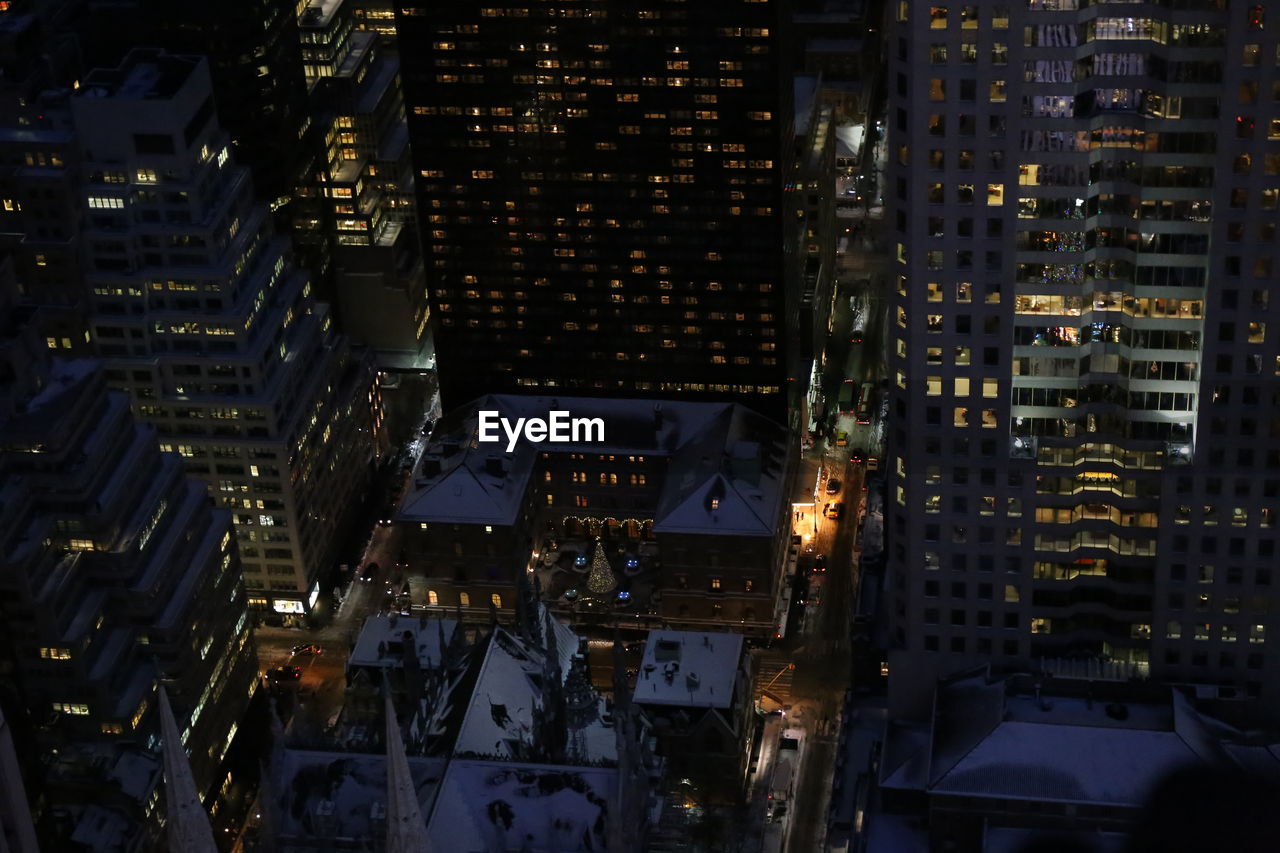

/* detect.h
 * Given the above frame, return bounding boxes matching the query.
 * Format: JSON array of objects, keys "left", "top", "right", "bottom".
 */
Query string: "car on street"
[
  {"left": 291, "top": 644, "right": 323, "bottom": 656},
  {"left": 267, "top": 665, "right": 301, "bottom": 682},
  {"left": 360, "top": 562, "right": 378, "bottom": 582},
  {"left": 867, "top": 456, "right": 880, "bottom": 472},
  {"left": 824, "top": 502, "right": 843, "bottom": 520},
  {"left": 850, "top": 447, "right": 865, "bottom": 463},
  {"left": 834, "top": 430, "right": 848, "bottom": 447},
  {"left": 812, "top": 554, "right": 828, "bottom": 573},
  {"left": 826, "top": 478, "right": 842, "bottom": 495}
]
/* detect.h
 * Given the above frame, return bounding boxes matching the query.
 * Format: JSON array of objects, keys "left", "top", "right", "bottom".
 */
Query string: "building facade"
[
  {"left": 0, "top": 255, "right": 257, "bottom": 843},
  {"left": 398, "top": 395, "right": 795, "bottom": 637},
  {"left": 394, "top": 0, "right": 803, "bottom": 419},
  {"left": 300, "top": 0, "right": 432, "bottom": 369},
  {"left": 885, "top": 0, "right": 1280, "bottom": 716},
  {"left": 71, "top": 50, "right": 377, "bottom": 619}
]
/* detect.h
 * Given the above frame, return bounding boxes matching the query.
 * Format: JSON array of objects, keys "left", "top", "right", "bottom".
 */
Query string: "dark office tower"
[
  {"left": 77, "top": 0, "right": 314, "bottom": 204},
  {"left": 0, "top": 5, "right": 87, "bottom": 359},
  {"left": 0, "top": 254, "right": 257, "bottom": 831},
  {"left": 395, "top": 1, "right": 801, "bottom": 419},
  {"left": 885, "top": 1, "right": 1280, "bottom": 716},
  {"left": 300, "top": 0, "right": 431, "bottom": 370},
  {"left": 72, "top": 50, "right": 377, "bottom": 620}
]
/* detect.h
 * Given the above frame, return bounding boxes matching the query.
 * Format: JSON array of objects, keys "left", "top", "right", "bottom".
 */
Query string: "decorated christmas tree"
[{"left": 586, "top": 537, "right": 617, "bottom": 595}]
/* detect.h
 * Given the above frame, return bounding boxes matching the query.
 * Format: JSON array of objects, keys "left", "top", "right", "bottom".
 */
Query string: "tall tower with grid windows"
[
  {"left": 885, "top": 0, "right": 1280, "bottom": 716},
  {"left": 395, "top": 0, "right": 803, "bottom": 420}
]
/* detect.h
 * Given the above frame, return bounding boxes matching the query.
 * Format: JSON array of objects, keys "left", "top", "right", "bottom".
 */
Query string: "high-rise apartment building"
[
  {"left": 0, "top": 253, "right": 256, "bottom": 819},
  {"left": 885, "top": 0, "right": 1280, "bottom": 714},
  {"left": 71, "top": 50, "right": 376, "bottom": 620},
  {"left": 300, "top": 0, "right": 431, "bottom": 369},
  {"left": 395, "top": 1, "right": 803, "bottom": 419}
]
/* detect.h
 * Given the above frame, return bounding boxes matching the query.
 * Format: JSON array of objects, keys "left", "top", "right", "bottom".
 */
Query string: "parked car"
[
  {"left": 268, "top": 666, "right": 301, "bottom": 682},
  {"left": 826, "top": 478, "right": 842, "bottom": 495}
]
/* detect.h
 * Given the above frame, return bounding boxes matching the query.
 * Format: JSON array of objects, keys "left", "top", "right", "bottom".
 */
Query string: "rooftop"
[
  {"left": 880, "top": 672, "right": 1280, "bottom": 808},
  {"left": 453, "top": 623, "right": 616, "bottom": 763},
  {"left": 426, "top": 759, "right": 618, "bottom": 852},
  {"left": 271, "top": 749, "right": 445, "bottom": 840},
  {"left": 349, "top": 613, "right": 460, "bottom": 672},
  {"left": 79, "top": 49, "right": 199, "bottom": 101},
  {"left": 635, "top": 630, "right": 744, "bottom": 709},
  {"left": 401, "top": 395, "right": 789, "bottom": 535}
]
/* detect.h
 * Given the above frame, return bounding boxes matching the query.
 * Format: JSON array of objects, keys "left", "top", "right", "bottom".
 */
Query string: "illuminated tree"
[{"left": 586, "top": 538, "right": 616, "bottom": 595}]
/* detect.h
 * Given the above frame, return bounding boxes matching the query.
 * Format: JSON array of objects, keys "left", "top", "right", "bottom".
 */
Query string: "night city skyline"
[{"left": 3, "top": 1, "right": 1280, "bottom": 852}]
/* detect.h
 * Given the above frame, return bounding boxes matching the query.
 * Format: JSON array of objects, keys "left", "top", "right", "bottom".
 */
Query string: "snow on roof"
[
  {"left": 794, "top": 75, "right": 819, "bottom": 132},
  {"left": 864, "top": 812, "right": 929, "bottom": 853},
  {"left": 349, "top": 613, "right": 459, "bottom": 671},
  {"left": 653, "top": 405, "right": 787, "bottom": 536},
  {"left": 19, "top": 357, "right": 98, "bottom": 415},
  {"left": 836, "top": 123, "right": 864, "bottom": 160},
  {"left": 634, "top": 630, "right": 743, "bottom": 709},
  {"left": 272, "top": 749, "right": 446, "bottom": 841},
  {"left": 426, "top": 759, "right": 617, "bottom": 853},
  {"left": 70, "top": 805, "right": 134, "bottom": 849},
  {"left": 984, "top": 828, "right": 1128, "bottom": 853},
  {"left": 930, "top": 720, "right": 1200, "bottom": 806},
  {"left": 453, "top": 624, "right": 615, "bottom": 763},
  {"left": 401, "top": 395, "right": 788, "bottom": 537}
]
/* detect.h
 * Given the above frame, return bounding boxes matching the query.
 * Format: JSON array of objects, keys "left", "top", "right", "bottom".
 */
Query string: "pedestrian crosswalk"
[{"left": 755, "top": 650, "right": 795, "bottom": 704}]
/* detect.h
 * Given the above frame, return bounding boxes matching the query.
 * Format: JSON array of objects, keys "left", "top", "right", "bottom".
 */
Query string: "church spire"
[
  {"left": 157, "top": 687, "right": 218, "bottom": 853},
  {"left": 384, "top": 691, "right": 431, "bottom": 853},
  {"left": 0, "top": 706, "right": 39, "bottom": 853}
]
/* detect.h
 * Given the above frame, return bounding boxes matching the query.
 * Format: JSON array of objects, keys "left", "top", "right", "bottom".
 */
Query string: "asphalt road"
[
  {"left": 253, "top": 517, "right": 409, "bottom": 728},
  {"left": 780, "top": 205, "right": 889, "bottom": 853}
]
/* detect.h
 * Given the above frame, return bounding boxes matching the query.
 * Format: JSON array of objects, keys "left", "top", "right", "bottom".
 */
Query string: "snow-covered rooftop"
[
  {"left": 272, "top": 749, "right": 446, "bottom": 841},
  {"left": 634, "top": 630, "right": 744, "bottom": 710},
  {"left": 426, "top": 759, "right": 617, "bottom": 853},
  {"left": 930, "top": 720, "right": 1199, "bottom": 806},
  {"left": 453, "top": 623, "right": 616, "bottom": 764},
  {"left": 349, "top": 613, "right": 460, "bottom": 672},
  {"left": 400, "top": 395, "right": 788, "bottom": 536}
]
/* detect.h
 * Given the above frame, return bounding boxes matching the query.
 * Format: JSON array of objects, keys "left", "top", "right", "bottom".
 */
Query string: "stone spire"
[
  {"left": 516, "top": 571, "right": 540, "bottom": 644},
  {"left": 157, "top": 687, "right": 218, "bottom": 853},
  {"left": 608, "top": 637, "right": 649, "bottom": 853},
  {"left": 384, "top": 690, "right": 431, "bottom": 853},
  {"left": 535, "top": 606, "right": 567, "bottom": 763},
  {"left": 0, "top": 706, "right": 39, "bottom": 853}
]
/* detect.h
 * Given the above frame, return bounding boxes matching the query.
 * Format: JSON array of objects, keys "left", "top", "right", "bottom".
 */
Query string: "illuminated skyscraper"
[
  {"left": 885, "top": 0, "right": 1280, "bottom": 713},
  {"left": 395, "top": 1, "right": 804, "bottom": 419},
  {"left": 71, "top": 50, "right": 376, "bottom": 619}
]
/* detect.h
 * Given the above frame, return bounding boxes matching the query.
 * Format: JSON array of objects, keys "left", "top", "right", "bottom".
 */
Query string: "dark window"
[{"left": 133, "top": 133, "right": 174, "bottom": 155}]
